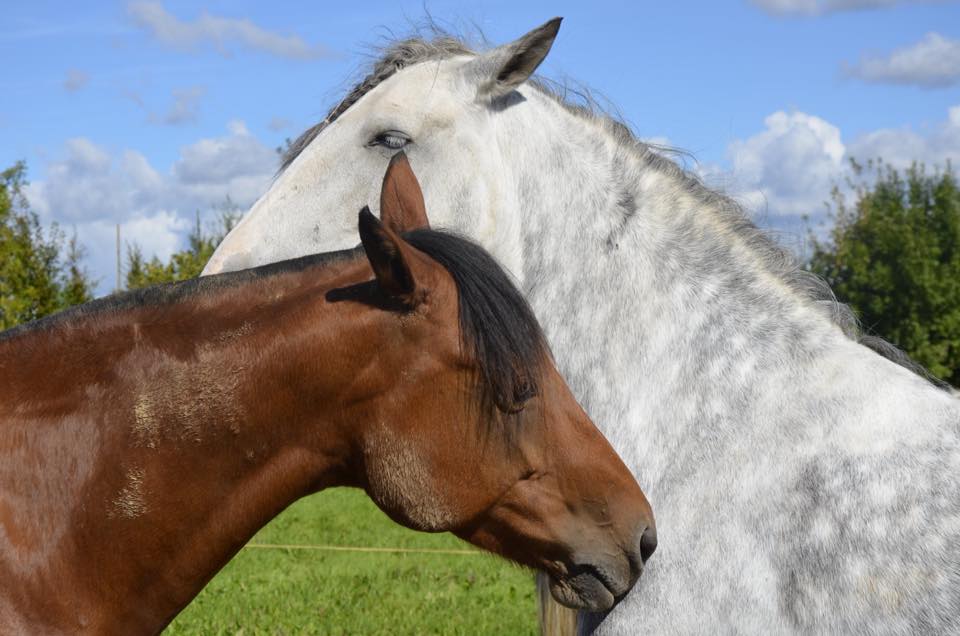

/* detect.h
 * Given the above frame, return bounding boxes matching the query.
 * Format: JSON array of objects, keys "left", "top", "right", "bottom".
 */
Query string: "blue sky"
[{"left": 2, "top": 1, "right": 959, "bottom": 293}]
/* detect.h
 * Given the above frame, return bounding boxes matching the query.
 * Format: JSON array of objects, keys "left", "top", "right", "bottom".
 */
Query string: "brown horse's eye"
[
  {"left": 513, "top": 380, "right": 537, "bottom": 405},
  {"left": 495, "top": 381, "right": 537, "bottom": 414}
]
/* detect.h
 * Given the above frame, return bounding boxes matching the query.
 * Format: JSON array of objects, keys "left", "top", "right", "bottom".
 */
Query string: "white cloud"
[
  {"left": 73, "top": 213, "right": 190, "bottom": 292},
  {"left": 848, "top": 105, "right": 960, "bottom": 168},
  {"left": 723, "top": 111, "right": 846, "bottom": 217},
  {"left": 151, "top": 86, "right": 205, "bottom": 125},
  {"left": 127, "top": 1, "right": 333, "bottom": 60},
  {"left": 750, "top": 0, "right": 950, "bottom": 16},
  {"left": 268, "top": 116, "right": 291, "bottom": 132},
  {"left": 845, "top": 33, "right": 960, "bottom": 87},
  {"left": 708, "top": 105, "right": 960, "bottom": 229},
  {"left": 171, "top": 119, "right": 277, "bottom": 203},
  {"left": 27, "top": 139, "right": 131, "bottom": 222},
  {"left": 63, "top": 68, "right": 89, "bottom": 92},
  {"left": 23, "top": 122, "right": 277, "bottom": 294}
]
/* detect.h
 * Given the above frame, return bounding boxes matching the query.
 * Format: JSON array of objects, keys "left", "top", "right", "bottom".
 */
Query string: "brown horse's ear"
[
  {"left": 358, "top": 206, "right": 421, "bottom": 307},
  {"left": 380, "top": 151, "right": 430, "bottom": 233}
]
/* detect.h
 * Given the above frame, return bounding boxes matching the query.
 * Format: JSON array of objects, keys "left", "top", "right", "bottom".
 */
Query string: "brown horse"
[{"left": 0, "top": 153, "right": 655, "bottom": 634}]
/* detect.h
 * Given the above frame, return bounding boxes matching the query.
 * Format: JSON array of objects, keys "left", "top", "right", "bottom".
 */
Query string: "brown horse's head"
[{"left": 340, "top": 153, "right": 655, "bottom": 611}]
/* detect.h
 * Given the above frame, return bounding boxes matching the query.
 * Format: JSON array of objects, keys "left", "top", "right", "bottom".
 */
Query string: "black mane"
[{"left": 403, "top": 228, "right": 551, "bottom": 419}]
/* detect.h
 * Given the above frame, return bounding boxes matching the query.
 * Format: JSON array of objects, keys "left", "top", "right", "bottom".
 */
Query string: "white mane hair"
[{"left": 281, "top": 28, "right": 948, "bottom": 392}]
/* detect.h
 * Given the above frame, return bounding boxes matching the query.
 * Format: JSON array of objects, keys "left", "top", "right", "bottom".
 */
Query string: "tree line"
[
  {"left": 0, "top": 161, "right": 237, "bottom": 330},
  {"left": 808, "top": 160, "right": 959, "bottom": 385},
  {"left": 1, "top": 159, "right": 958, "bottom": 385},
  {"left": 1, "top": 162, "right": 92, "bottom": 329}
]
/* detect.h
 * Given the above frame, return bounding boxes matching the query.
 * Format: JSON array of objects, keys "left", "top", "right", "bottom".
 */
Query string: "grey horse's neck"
[
  {"left": 509, "top": 91, "right": 942, "bottom": 474},
  {"left": 509, "top": 94, "right": 960, "bottom": 633}
]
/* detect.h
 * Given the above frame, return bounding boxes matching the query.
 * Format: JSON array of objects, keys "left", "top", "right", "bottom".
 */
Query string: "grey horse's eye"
[{"left": 368, "top": 131, "right": 411, "bottom": 150}]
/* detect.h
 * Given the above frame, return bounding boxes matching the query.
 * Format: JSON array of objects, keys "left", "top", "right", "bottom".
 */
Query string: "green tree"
[
  {"left": 126, "top": 200, "right": 240, "bottom": 290},
  {"left": 808, "top": 159, "right": 960, "bottom": 385},
  {"left": 0, "top": 161, "right": 95, "bottom": 329},
  {"left": 61, "top": 233, "right": 94, "bottom": 307}
]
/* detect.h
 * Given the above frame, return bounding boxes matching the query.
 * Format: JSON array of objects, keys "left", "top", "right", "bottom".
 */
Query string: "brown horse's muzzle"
[{"left": 548, "top": 524, "right": 657, "bottom": 611}]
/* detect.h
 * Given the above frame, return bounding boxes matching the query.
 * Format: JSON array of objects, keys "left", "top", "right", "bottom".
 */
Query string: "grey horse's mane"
[{"left": 282, "top": 29, "right": 950, "bottom": 391}]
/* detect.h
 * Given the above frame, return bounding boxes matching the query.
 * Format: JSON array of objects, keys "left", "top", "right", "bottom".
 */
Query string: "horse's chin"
[{"left": 548, "top": 570, "right": 617, "bottom": 611}]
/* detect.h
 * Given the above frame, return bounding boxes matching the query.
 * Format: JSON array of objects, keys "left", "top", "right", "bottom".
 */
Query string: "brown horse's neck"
[{"left": 0, "top": 252, "right": 375, "bottom": 634}]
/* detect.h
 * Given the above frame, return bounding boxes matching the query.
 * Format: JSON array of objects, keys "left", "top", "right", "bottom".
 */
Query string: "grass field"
[{"left": 165, "top": 488, "right": 537, "bottom": 635}]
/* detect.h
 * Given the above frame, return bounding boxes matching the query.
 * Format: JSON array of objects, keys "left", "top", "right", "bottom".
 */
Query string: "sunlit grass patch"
[{"left": 166, "top": 488, "right": 537, "bottom": 635}]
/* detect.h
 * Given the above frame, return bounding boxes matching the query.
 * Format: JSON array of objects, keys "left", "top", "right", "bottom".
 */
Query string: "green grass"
[{"left": 165, "top": 488, "right": 537, "bottom": 635}]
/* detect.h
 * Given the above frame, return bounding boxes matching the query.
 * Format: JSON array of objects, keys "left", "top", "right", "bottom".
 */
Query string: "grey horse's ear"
[{"left": 469, "top": 17, "right": 562, "bottom": 103}]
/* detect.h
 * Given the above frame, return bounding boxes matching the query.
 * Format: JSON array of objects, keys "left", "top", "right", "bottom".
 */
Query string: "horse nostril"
[{"left": 639, "top": 527, "right": 657, "bottom": 564}]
